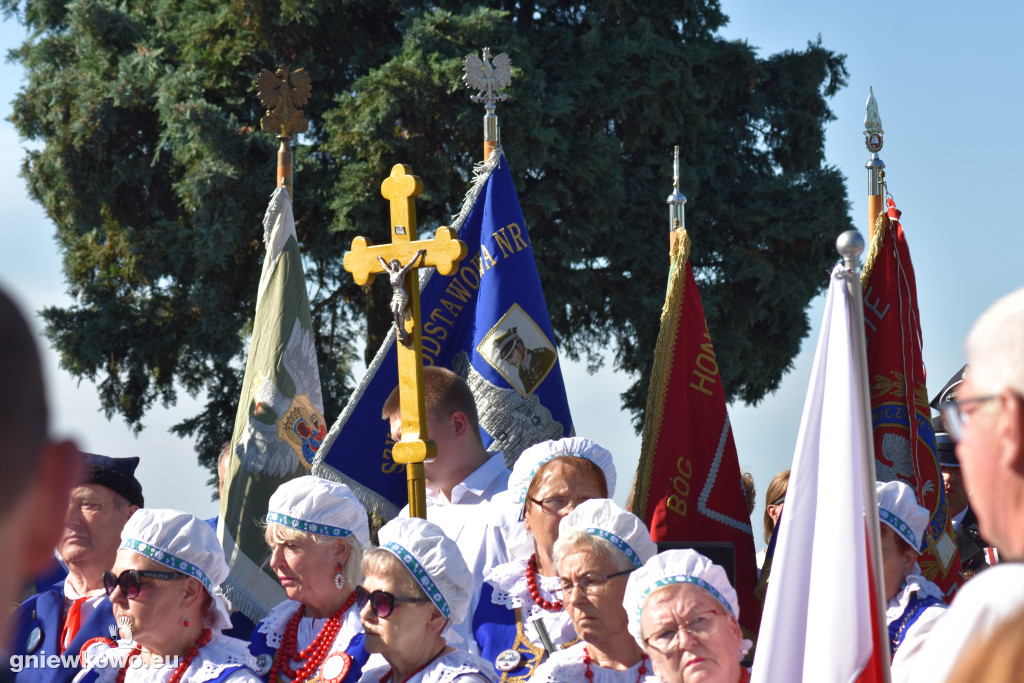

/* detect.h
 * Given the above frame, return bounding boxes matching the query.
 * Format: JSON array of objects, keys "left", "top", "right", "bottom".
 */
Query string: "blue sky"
[{"left": 1, "top": 2, "right": 1021, "bottom": 545}]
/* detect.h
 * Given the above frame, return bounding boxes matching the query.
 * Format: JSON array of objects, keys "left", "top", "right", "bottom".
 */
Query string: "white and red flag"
[{"left": 751, "top": 258, "right": 889, "bottom": 683}]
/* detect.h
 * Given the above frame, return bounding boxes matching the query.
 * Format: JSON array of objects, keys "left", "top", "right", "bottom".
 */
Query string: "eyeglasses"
[
  {"left": 528, "top": 496, "right": 592, "bottom": 516},
  {"left": 102, "top": 569, "right": 182, "bottom": 599},
  {"left": 559, "top": 569, "right": 633, "bottom": 596},
  {"left": 355, "top": 585, "right": 429, "bottom": 619},
  {"left": 643, "top": 609, "right": 722, "bottom": 654},
  {"left": 940, "top": 395, "right": 999, "bottom": 442}
]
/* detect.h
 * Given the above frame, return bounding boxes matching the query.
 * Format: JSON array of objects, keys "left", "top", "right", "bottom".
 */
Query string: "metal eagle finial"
[
  {"left": 257, "top": 65, "right": 312, "bottom": 139},
  {"left": 463, "top": 48, "right": 512, "bottom": 110}
]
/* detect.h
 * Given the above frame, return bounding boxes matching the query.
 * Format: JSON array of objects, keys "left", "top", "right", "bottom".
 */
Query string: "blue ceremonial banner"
[{"left": 313, "top": 151, "right": 572, "bottom": 516}]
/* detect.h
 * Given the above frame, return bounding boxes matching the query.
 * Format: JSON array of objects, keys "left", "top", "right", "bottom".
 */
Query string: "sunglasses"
[
  {"left": 355, "top": 585, "right": 429, "bottom": 618},
  {"left": 102, "top": 569, "right": 182, "bottom": 599}
]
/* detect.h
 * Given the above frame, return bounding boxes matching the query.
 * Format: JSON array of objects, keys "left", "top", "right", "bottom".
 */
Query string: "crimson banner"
[
  {"left": 630, "top": 230, "right": 761, "bottom": 637},
  {"left": 861, "top": 198, "right": 962, "bottom": 596}
]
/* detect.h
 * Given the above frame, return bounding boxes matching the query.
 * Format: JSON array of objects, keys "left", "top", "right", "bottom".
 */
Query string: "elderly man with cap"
[
  {"left": 624, "top": 549, "right": 750, "bottom": 683},
  {"left": 357, "top": 517, "right": 494, "bottom": 682},
  {"left": 11, "top": 453, "right": 143, "bottom": 682},
  {"left": 875, "top": 480, "right": 946, "bottom": 673},
  {"left": 896, "top": 287, "right": 1024, "bottom": 682}
]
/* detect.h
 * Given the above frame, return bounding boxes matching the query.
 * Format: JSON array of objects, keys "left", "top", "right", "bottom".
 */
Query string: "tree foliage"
[{"left": 3, "top": 0, "right": 852, "bottom": 478}]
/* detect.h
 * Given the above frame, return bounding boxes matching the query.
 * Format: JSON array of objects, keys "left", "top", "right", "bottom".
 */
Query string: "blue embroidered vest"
[{"left": 888, "top": 591, "right": 945, "bottom": 659}]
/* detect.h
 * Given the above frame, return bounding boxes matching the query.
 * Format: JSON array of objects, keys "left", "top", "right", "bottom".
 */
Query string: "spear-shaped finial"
[
  {"left": 864, "top": 87, "right": 886, "bottom": 241},
  {"left": 864, "top": 86, "right": 884, "bottom": 154},
  {"left": 256, "top": 65, "right": 312, "bottom": 194},
  {"left": 666, "top": 146, "right": 687, "bottom": 235},
  {"left": 463, "top": 48, "right": 512, "bottom": 161}
]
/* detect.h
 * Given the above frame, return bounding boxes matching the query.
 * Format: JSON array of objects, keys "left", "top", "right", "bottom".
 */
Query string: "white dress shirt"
[{"left": 399, "top": 453, "right": 512, "bottom": 654}]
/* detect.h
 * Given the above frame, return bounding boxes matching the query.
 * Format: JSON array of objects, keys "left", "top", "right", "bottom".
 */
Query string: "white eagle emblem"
[{"left": 463, "top": 48, "right": 512, "bottom": 105}]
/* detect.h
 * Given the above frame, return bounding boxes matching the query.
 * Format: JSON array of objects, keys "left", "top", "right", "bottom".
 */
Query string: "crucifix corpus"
[{"left": 343, "top": 164, "right": 468, "bottom": 518}]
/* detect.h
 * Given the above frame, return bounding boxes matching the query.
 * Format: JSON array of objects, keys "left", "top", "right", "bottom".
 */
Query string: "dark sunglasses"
[
  {"left": 355, "top": 585, "right": 429, "bottom": 618},
  {"left": 102, "top": 569, "right": 182, "bottom": 599}
]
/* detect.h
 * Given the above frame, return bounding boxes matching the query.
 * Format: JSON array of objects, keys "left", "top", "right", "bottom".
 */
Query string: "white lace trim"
[
  {"left": 886, "top": 572, "right": 947, "bottom": 621},
  {"left": 257, "top": 599, "right": 363, "bottom": 653},
  {"left": 531, "top": 643, "right": 657, "bottom": 683},
  {"left": 186, "top": 634, "right": 259, "bottom": 682},
  {"left": 484, "top": 560, "right": 564, "bottom": 624},
  {"left": 360, "top": 650, "right": 494, "bottom": 683},
  {"left": 76, "top": 633, "right": 258, "bottom": 683}
]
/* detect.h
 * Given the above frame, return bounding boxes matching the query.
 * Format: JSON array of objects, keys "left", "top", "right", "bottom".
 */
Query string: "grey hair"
[
  {"left": 360, "top": 547, "right": 429, "bottom": 601},
  {"left": 966, "top": 287, "right": 1024, "bottom": 396},
  {"left": 552, "top": 529, "right": 635, "bottom": 574}
]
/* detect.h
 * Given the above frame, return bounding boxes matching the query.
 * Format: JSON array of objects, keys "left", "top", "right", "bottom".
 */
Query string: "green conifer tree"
[{"left": 2, "top": 0, "right": 851, "bottom": 476}]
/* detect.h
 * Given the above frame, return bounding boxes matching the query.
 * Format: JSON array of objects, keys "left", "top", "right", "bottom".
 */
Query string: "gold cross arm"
[
  {"left": 340, "top": 163, "right": 470, "bottom": 519},
  {"left": 343, "top": 227, "right": 466, "bottom": 286},
  {"left": 343, "top": 164, "right": 467, "bottom": 285}
]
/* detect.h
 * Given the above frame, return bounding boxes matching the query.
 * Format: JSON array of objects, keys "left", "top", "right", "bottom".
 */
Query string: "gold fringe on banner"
[{"left": 629, "top": 229, "right": 692, "bottom": 517}]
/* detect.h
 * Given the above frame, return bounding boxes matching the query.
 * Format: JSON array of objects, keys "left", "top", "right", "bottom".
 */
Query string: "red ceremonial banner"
[
  {"left": 630, "top": 230, "right": 761, "bottom": 637},
  {"left": 861, "top": 198, "right": 962, "bottom": 596}
]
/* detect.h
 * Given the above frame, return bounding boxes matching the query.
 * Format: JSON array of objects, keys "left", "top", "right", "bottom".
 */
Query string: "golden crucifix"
[{"left": 343, "top": 164, "right": 468, "bottom": 517}]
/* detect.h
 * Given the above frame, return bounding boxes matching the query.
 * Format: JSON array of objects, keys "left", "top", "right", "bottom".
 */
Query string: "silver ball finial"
[{"left": 836, "top": 230, "right": 865, "bottom": 270}]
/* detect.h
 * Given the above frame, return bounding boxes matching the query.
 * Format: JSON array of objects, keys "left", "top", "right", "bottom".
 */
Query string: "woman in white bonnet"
[
  {"left": 75, "top": 509, "right": 259, "bottom": 683},
  {"left": 531, "top": 499, "right": 659, "bottom": 683},
  {"left": 623, "top": 550, "right": 750, "bottom": 683},
  {"left": 876, "top": 480, "right": 946, "bottom": 679},
  {"left": 356, "top": 517, "right": 493, "bottom": 683},
  {"left": 472, "top": 437, "right": 616, "bottom": 681},
  {"left": 250, "top": 476, "right": 371, "bottom": 683}
]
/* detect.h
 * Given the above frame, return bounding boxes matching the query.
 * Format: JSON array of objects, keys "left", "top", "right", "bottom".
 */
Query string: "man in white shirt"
[
  {"left": 898, "top": 287, "right": 1024, "bottom": 682},
  {"left": 384, "top": 366, "right": 511, "bottom": 511},
  {"left": 383, "top": 367, "right": 513, "bottom": 651}
]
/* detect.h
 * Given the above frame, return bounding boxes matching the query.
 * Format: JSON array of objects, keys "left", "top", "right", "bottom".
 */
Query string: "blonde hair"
[
  {"left": 264, "top": 523, "right": 364, "bottom": 589},
  {"left": 381, "top": 366, "right": 481, "bottom": 435},
  {"left": 763, "top": 470, "right": 790, "bottom": 544}
]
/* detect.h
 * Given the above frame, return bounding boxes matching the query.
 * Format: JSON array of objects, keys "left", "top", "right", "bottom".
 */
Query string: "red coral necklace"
[
  {"left": 269, "top": 592, "right": 357, "bottom": 683},
  {"left": 526, "top": 554, "right": 563, "bottom": 612}
]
